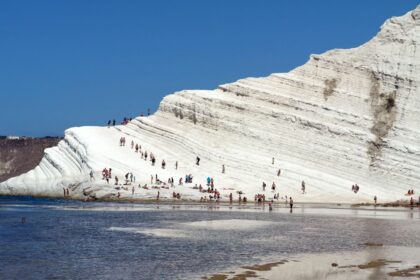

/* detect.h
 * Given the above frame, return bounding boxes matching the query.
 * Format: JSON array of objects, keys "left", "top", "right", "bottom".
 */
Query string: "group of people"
[
  {"left": 63, "top": 188, "right": 70, "bottom": 197},
  {"left": 107, "top": 117, "right": 133, "bottom": 127},
  {"left": 351, "top": 184, "right": 360, "bottom": 193},
  {"left": 102, "top": 168, "right": 112, "bottom": 183},
  {"left": 119, "top": 137, "right": 127, "bottom": 146}
]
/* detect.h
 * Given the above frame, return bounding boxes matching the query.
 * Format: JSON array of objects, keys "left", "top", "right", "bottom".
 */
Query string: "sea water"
[{"left": 0, "top": 196, "right": 419, "bottom": 279}]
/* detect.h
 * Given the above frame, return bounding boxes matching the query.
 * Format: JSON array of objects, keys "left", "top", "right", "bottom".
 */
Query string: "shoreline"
[{"left": 1, "top": 194, "right": 419, "bottom": 209}]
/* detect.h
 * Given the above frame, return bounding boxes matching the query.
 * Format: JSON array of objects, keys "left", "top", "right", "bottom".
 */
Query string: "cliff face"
[
  {"left": 0, "top": 137, "right": 61, "bottom": 183},
  {"left": 1, "top": 6, "right": 419, "bottom": 202}
]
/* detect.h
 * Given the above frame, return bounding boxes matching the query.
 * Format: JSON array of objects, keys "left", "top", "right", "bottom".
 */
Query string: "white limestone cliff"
[{"left": 1, "top": 6, "right": 419, "bottom": 203}]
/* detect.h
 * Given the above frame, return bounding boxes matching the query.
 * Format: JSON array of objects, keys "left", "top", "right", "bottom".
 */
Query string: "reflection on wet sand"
[{"left": 204, "top": 246, "right": 420, "bottom": 280}]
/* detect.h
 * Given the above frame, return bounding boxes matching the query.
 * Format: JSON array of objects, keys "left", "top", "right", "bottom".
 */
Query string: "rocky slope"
[
  {"left": 1, "top": 6, "right": 419, "bottom": 203},
  {"left": 0, "top": 137, "right": 61, "bottom": 183}
]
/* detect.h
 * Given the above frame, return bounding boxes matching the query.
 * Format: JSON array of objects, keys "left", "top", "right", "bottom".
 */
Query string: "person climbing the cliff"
[
  {"left": 301, "top": 180, "right": 306, "bottom": 194},
  {"left": 175, "top": 161, "right": 178, "bottom": 170},
  {"left": 222, "top": 164, "right": 225, "bottom": 174},
  {"left": 196, "top": 156, "right": 200, "bottom": 166},
  {"left": 115, "top": 176, "right": 118, "bottom": 185},
  {"left": 277, "top": 169, "right": 281, "bottom": 176},
  {"left": 89, "top": 170, "right": 94, "bottom": 181},
  {"left": 162, "top": 160, "right": 166, "bottom": 169},
  {"left": 272, "top": 182, "right": 276, "bottom": 191},
  {"left": 135, "top": 144, "right": 139, "bottom": 152},
  {"left": 262, "top": 182, "right": 266, "bottom": 191},
  {"left": 131, "top": 140, "right": 134, "bottom": 149}
]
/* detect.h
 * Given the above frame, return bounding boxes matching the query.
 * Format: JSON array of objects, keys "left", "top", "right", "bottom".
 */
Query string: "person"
[
  {"left": 157, "top": 191, "right": 160, "bottom": 201},
  {"left": 117, "top": 192, "right": 120, "bottom": 198},
  {"left": 132, "top": 186, "right": 135, "bottom": 195},
  {"left": 89, "top": 170, "right": 94, "bottom": 181},
  {"left": 112, "top": 119, "right": 116, "bottom": 126},
  {"left": 262, "top": 182, "right": 266, "bottom": 191},
  {"left": 107, "top": 120, "right": 111, "bottom": 127},
  {"left": 222, "top": 164, "right": 225, "bottom": 173},
  {"left": 301, "top": 180, "right": 306, "bottom": 194},
  {"left": 130, "top": 173, "right": 133, "bottom": 182},
  {"left": 207, "top": 177, "right": 211, "bottom": 186},
  {"left": 147, "top": 108, "right": 150, "bottom": 116},
  {"left": 229, "top": 193, "right": 233, "bottom": 203},
  {"left": 162, "top": 160, "right": 166, "bottom": 169},
  {"left": 269, "top": 202, "right": 273, "bottom": 211},
  {"left": 115, "top": 176, "right": 119, "bottom": 185},
  {"left": 135, "top": 144, "right": 139, "bottom": 152},
  {"left": 196, "top": 156, "right": 200, "bottom": 166},
  {"left": 289, "top": 197, "right": 293, "bottom": 210},
  {"left": 131, "top": 140, "right": 134, "bottom": 149},
  {"left": 272, "top": 182, "right": 276, "bottom": 191},
  {"left": 410, "top": 197, "right": 414, "bottom": 207},
  {"left": 63, "top": 188, "right": 66, "bottom": 197},
  {"left": 374, "top": 196, "right": 377, "bottom": 205},
  {"left": 175, "top": 161, "right": 178, "bottom": 170},
  {"left": 277, "top": 169, "right": 281, "bottom": 176},
  {"left": 272, "top": 157, "right": 274, "bottom": 164}
]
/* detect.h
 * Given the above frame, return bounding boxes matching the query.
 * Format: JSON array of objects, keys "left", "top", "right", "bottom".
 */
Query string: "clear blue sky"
[{"left": 0, "top": 1, "right": 418, "bottom": 136}]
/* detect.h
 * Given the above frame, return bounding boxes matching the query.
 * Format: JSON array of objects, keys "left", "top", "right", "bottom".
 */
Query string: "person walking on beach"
[
  {"left": 289, "top": 197, "right": 293, "bottom": 209},
  {"left": 374, "top": 196, "right": 377, "bottom": 205},
  {"left": 157, "top": 191, "right": 160, "bottom": 201}
]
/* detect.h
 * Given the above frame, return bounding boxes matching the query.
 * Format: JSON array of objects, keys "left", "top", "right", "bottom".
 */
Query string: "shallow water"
[{"left": 0, "top": 196, "right": 419, "bottom": 279}]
